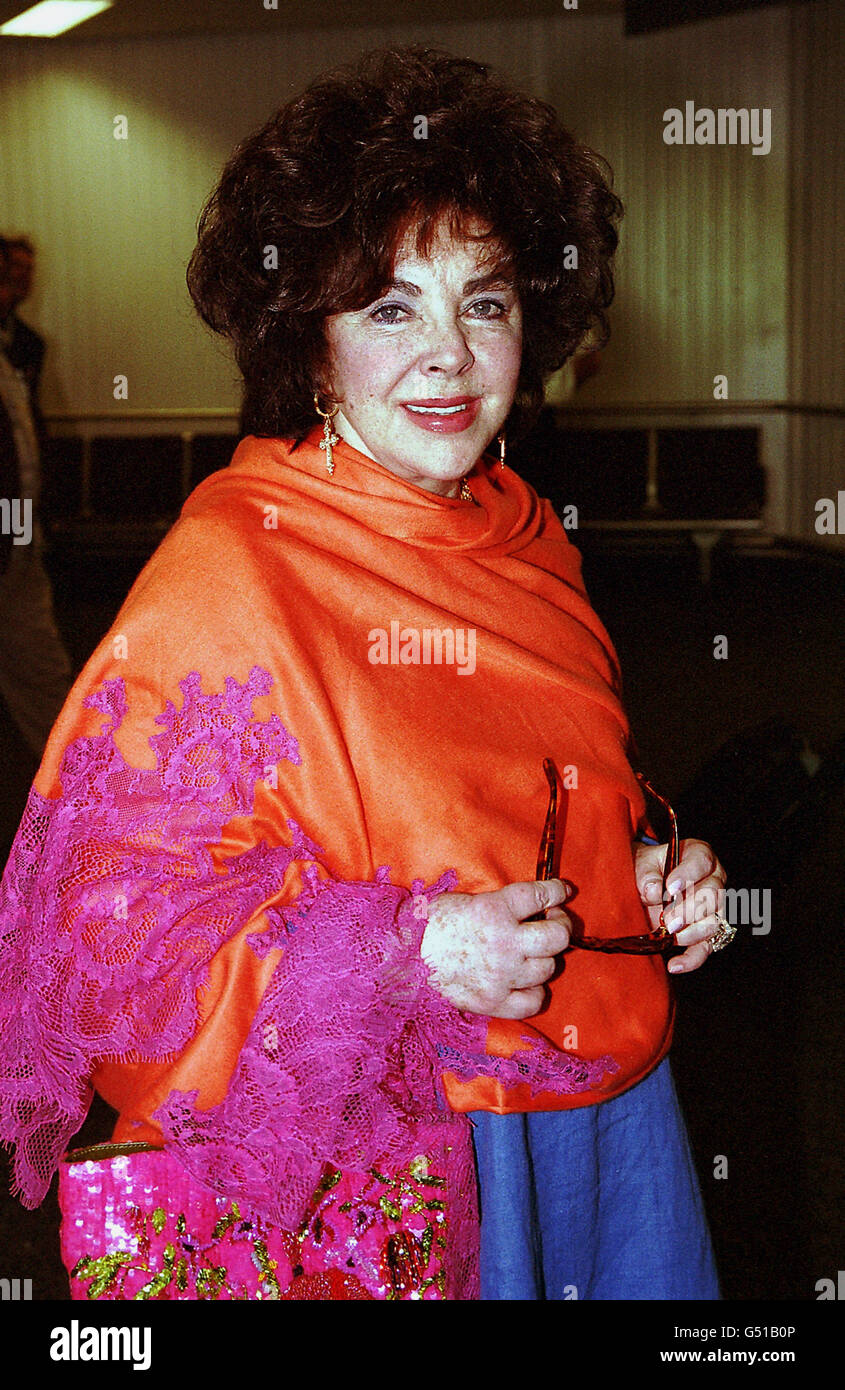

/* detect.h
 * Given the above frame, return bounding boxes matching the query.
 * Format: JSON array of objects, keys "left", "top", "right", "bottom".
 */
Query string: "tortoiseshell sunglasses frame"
[{"left": 536, "top": 757, "right": 682, "bottom": 954}]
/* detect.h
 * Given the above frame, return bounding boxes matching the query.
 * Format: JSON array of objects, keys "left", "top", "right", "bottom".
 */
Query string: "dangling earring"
[
  {"left": 314, "top": 393, "right": 340, "bottom": 476},
  {"left": 498, "top": 431, "right": 506, "bottom": 469}
]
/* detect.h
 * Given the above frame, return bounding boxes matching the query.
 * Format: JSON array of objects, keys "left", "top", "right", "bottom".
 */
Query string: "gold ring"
[{"left": 709, "top": 913, "right": 737, "bottom": 953}]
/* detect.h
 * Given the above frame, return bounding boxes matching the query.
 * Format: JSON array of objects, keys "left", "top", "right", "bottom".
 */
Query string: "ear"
[{"left": 311, "top": 343, "right": 339, "bottom": 406}]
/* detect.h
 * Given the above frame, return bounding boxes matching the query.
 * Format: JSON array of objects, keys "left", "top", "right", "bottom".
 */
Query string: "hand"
[
  {"left": 634, "top": 839, "right": 728, "bottom": 974},
  {"left": 420, "top": 879, "right": 571, "bottom": 1018}
]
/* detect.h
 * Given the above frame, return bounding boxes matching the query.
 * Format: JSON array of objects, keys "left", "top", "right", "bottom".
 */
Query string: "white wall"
[
  {"left": 0, "top": 3, "right": 839, "bottom": 540},
  {"left": 786, "top": 0, "right": 845, "bottom": 543}
]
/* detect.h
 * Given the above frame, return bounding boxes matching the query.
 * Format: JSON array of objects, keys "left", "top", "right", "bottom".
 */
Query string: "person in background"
[
  {"left": 0, "top": 236, "right": 45, "bottom": 416},
  {"left": 0, "top": 236, "right": 71, "bottom": 757},
  {"left": 0, "top": 49, "right": 732, "bottom": 1301}
]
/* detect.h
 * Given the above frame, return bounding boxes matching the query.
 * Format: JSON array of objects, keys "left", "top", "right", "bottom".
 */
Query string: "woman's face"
[{"left": 323, "top": 218, "right": 522, "bottom": 497}]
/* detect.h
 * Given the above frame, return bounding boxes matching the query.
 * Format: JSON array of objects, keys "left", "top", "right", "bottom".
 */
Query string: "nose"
[{"left": 419, "top": 317, "right": 475, "bottom": 376}]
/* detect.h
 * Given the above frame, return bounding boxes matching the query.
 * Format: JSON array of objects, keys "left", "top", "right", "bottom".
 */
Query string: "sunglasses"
[{"left": 537, "top": 757, "right": 681, "bottom": 954}]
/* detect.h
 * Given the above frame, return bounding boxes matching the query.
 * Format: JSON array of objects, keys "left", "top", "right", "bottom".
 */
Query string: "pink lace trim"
[
  {"left": 155, "top": 862, "right": 617, "bottom": 1234},
  {"left": 435, "top": 1031, "right": 619, "bottom": 1094},
  {"left": 155, "top": 866, "right": 461, "bottom": 1230},
  {"left": 1, "top": 665, "right": 617, "bottom": 1233},
  {"left": 0, "top": 666, "right": 305, "bottom": 1206}
]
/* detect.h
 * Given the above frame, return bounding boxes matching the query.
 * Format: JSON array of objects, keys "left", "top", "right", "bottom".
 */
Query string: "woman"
[{"left": 0, "top": 46, "right": 729, "bottom": 1301}]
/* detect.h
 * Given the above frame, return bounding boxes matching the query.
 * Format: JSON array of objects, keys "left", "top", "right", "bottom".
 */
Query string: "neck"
[{"left": 332, "top": 411, "right": 470, "bottom": 499}]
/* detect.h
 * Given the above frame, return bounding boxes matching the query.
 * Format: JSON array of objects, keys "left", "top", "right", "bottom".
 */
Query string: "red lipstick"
[{"left": 401, "top": 395, "right": 481, "bottom": 434}]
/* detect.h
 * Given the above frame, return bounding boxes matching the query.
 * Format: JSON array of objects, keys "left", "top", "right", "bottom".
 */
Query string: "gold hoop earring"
[
  {"left": 498, "top": 432, "right": 506, "bottom": 469},
  {"left": 314, "top": 393, "right": 340, "bottom": 476}
]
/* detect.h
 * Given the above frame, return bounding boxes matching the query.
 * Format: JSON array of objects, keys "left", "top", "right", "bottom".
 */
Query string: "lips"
[
  {"left": 403, "top": 396, "right": 478, "bottom": 407},
  {"left": 401, "top": 396, "right": 481, "bottom": 434}
]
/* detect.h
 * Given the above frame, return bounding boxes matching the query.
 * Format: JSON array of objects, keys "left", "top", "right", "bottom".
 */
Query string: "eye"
[
  {"left": 369, "top": 302, "right": 412, "bottom": 324},
  {"left": 465, "top": 298, "right": 508, "bottom": 319}
]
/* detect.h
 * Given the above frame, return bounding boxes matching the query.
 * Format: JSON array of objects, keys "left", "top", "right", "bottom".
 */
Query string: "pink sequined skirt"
[{"left": 59, "top": 1135, "right": 479, "bottom": 1301}]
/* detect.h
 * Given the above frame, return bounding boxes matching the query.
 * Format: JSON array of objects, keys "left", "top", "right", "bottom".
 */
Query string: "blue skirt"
[{"left": 470, "top": 1058, "right": 720, "bottom": 1300}]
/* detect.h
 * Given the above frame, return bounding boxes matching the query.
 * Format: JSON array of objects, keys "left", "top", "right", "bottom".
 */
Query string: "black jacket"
[
  {"left": 0, "top": 395, "right": 21, "bottom": 575},
  {"left": 4, "top": 314, "right": 45, "bottom": 406}
]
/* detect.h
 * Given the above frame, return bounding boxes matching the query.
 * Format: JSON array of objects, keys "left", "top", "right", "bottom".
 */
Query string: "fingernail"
[
  {"left": 668, "top": 959, "right": 684, "bottom": 973},
  {"left": 666, "top": 877, "right": 685, "bottom": 896},
  {"left": 642, "top": 880, "right": 661, "bottom": 902}
]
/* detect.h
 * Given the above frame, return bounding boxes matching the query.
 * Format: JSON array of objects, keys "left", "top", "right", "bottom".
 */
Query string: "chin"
[
  {"left": 410, "top": 455, "right": 474, "bottom": 482},
  {"left": 406, "top": 429, "right": 486, "bottom": 462}
]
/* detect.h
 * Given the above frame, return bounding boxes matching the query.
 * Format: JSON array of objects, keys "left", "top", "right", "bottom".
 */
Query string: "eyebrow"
[{"left": 384, "top": 271, "right": 515, "bottom": 297}]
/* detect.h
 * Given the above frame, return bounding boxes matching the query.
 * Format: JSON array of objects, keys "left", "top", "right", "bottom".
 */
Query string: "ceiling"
[{"left": 0, "top": 0, "right": 625, "bottom": 43}]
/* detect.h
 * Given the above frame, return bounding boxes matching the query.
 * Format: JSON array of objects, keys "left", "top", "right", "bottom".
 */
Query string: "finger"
[
  {"left": 664, "top": 840, "right": 726, "bottom": 897},
  {"left": 501, "top": 878, "right": 571, "bottom": 922},
  {"left": 640, "top": 872, "right": 666, "bottom": 906},
  {"left": 495, "top": 985, "right": 546, "bottom": 1020},
  {"left": 671, "top": 911, "right": 724, "bottom": 950},
  {"left": 513, "top": 955, "right": 556, "bottom": 988},
  {"left": 661, "top": 883, "right": 725, "bottom": 933},
  {"left": 517, "top": 917, "right": 570, "bottom": 957},
  {"left": 667, "top": 938, "right": 713, "bottom": 975},
  {"left": 635, "top": 842, "right": 671, "bottom": 903}
]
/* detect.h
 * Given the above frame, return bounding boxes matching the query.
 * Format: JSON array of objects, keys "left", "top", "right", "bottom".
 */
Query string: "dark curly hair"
[{"left": 187, "top": 45, "right": 623, "bottom": 442}]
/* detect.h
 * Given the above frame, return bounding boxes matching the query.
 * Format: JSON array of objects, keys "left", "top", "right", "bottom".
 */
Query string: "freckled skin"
[
  {"left": 323, "top": 217, "right": 523, "bottom": 499},
  {"left": 323, "top": 216, "right": 579, "bottom": 1016},
  {"left": 420, "top": 883, "right": 571, "bottom": 1020},
  {"left": 320, "top": 218, "right": 727, "bottom": 1009}
]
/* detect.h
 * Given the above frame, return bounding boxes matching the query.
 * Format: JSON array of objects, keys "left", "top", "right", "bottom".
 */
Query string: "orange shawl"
[{"left": 28, "top": 427, "right": 672, "bottom": 1146}]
